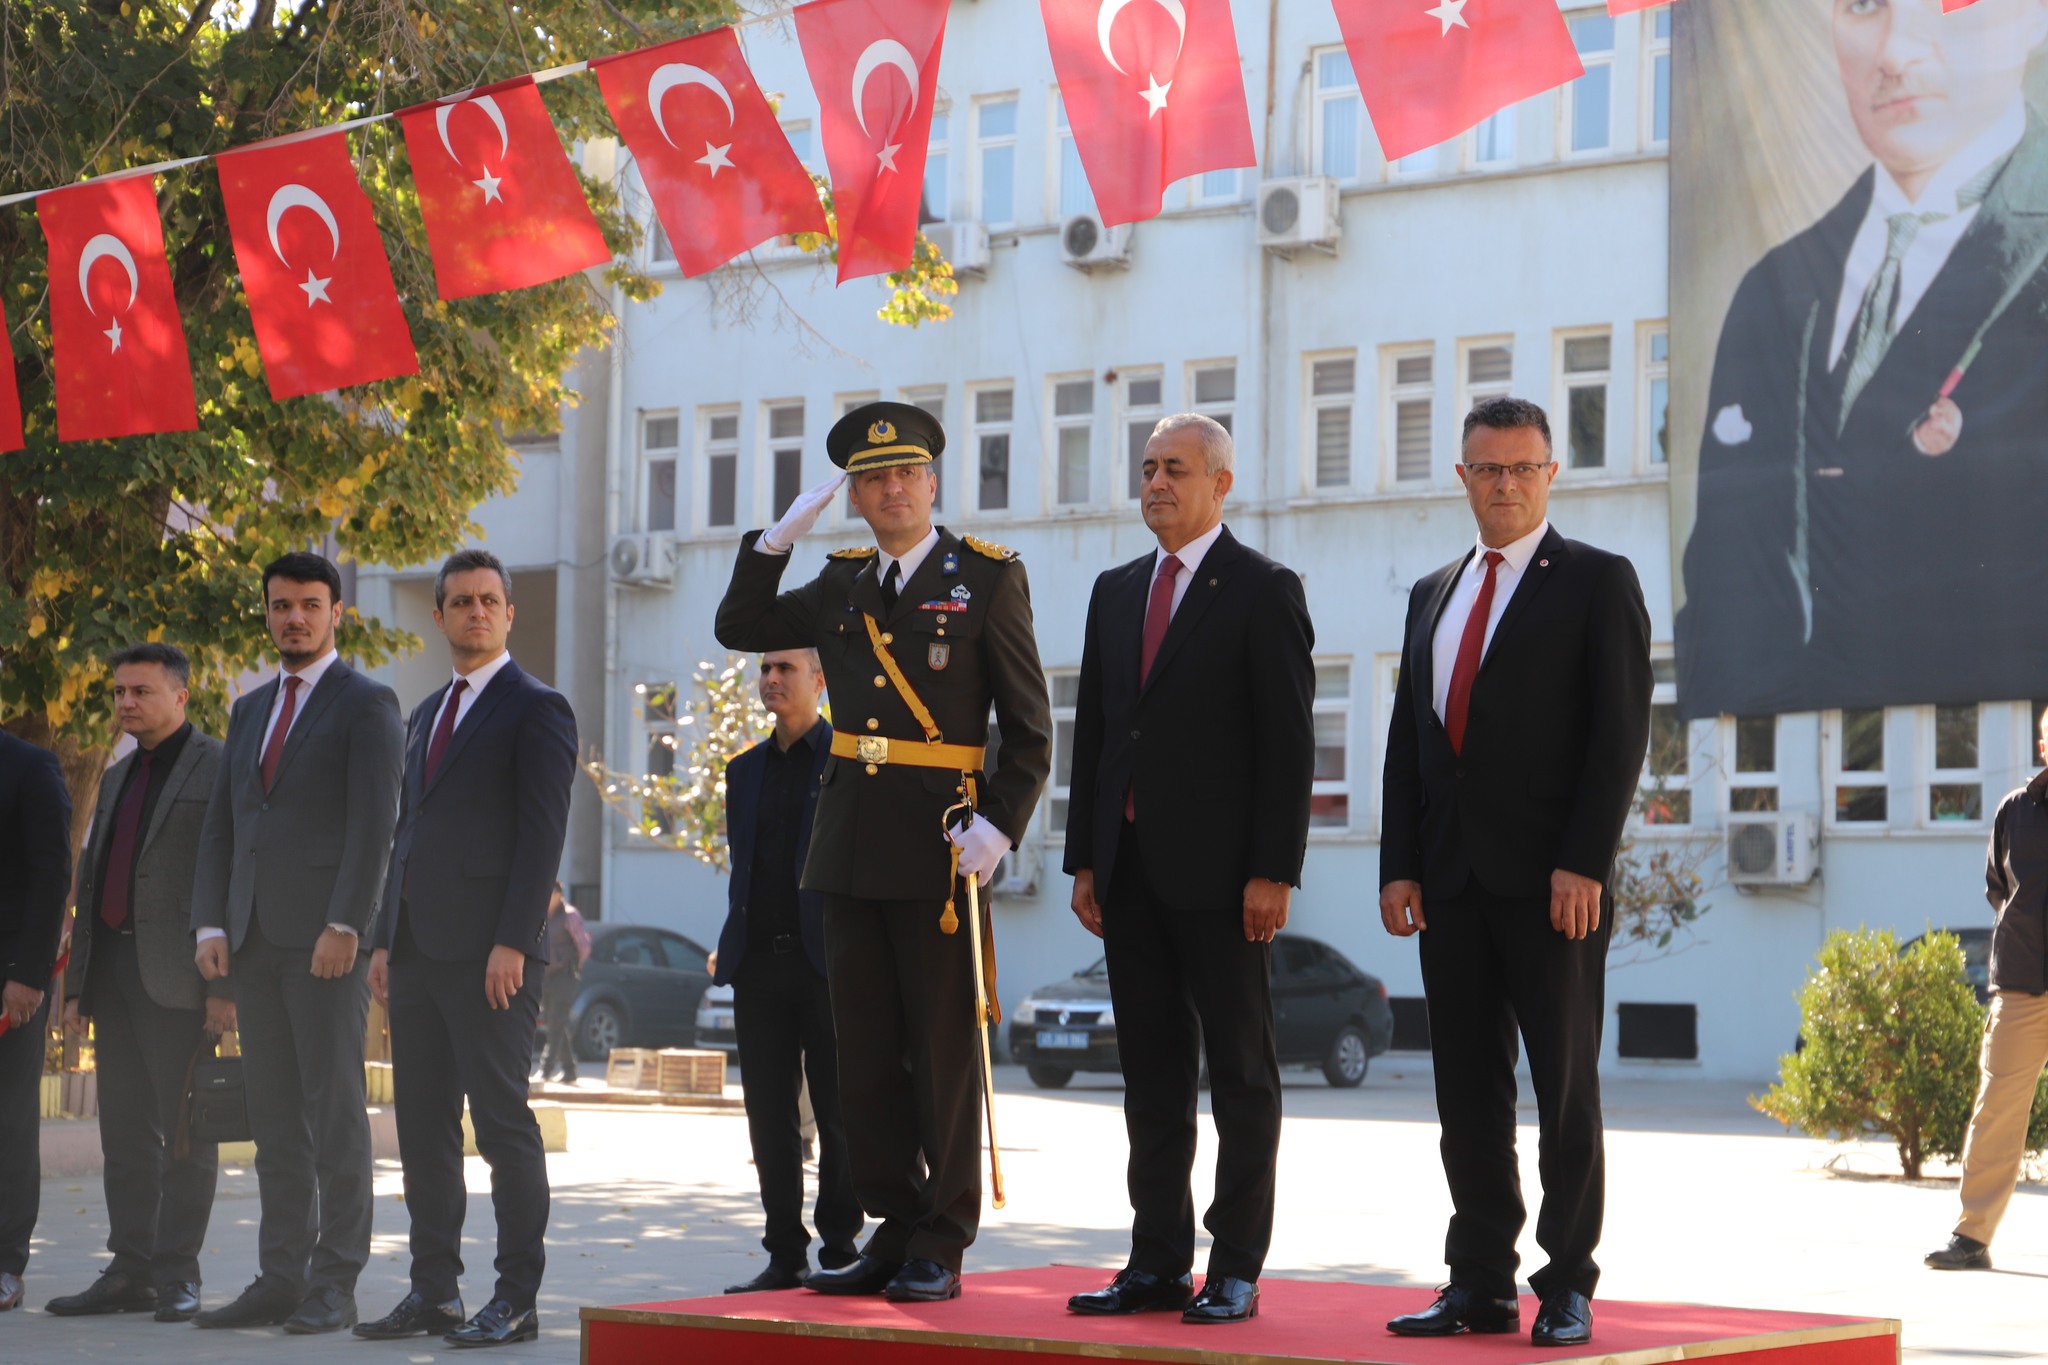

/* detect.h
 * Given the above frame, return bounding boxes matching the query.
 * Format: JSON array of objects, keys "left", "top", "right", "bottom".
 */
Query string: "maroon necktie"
[
  {"left": 97, "top": 747, "right": 154, "bottom": 931},
  {"left": 424, "top": 678, "right": 469, "bottom": 785},
  {"left": 1126, "top": 554, "right": 1183, "bottom": 820},
  {"left": 260, "top": 675, "right": 301, "bottom": 791},
  {"left": 1443, "top": 550, "right": 1505, "bottom": 756}
]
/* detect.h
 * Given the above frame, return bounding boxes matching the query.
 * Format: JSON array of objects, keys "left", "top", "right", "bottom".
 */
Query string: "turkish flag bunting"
[
  {"left": 0, "top": 300, "right": 22, "bottom": 453},
  {"left": 37, "top": 176, "right": 198, "bottom": 443},
  {"left": 1331, "top": 0, "right": 1584, "bottom": 162},
  {"left": 215, "top": 130, "right": 418, "bottom": 401},
  {"left": 399, "top": 77, "right": 611, "bottom": 299},
  {"left": 1040, "top": 0, "right": 1256, "bottom": 227},
  {"left": 594, "top": 29, "right": 827, "bottom": 277},
  {"left": 1606, "top": 0, "right": 1672, "bottom": 13},
  {"left": 795, "top": 0, "right": 950, "bottom": 283},
  {"left": 1943, "top": 0, "right": 1984, "bottom": 10}
]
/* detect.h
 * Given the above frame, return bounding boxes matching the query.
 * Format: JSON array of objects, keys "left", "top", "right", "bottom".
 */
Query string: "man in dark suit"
[
  {"left": 50, "top": 644, "right": 229, "bottom": 1323},
  {"left": 1062, "top": 414, "right": 1315, "bottom": 1327},
  {"left": 358, "top": 549, "right": 577, "bottom": 1349},
  {"left": 713, "top": 647, "right": 861, "bottom": 1294},
  {"left": 716, "top": 402, "right": 1050, "bottom": 1304},
  {"left": 1380, "top": 398, "right": 1651, "bottom": 1347},
  {"left": 0, "top": 730, "right": 72, "bottom": 1313},
  {"left": 189, "top": 551, "right": 404, "bottom": 1334},
  {"left": 1678, "top": 0, "right": 2048, "bottom": 719}
]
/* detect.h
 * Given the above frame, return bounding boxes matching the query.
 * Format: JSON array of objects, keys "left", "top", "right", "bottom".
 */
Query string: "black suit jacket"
[
  {"left": 0, "top": 731, "right": 71, "bottom": 991},
  {"left": 1381, "top": 526, "right": 1652, "bottom": 902},
  {"left": 1064, "top": 525, "right": 1316, "bottom": 910},
  {"left": 373, "top": 660, "right": 579, "bottom": 963},
  {"left": 713, "top": 722, "right": 832, "bottom": 985}
]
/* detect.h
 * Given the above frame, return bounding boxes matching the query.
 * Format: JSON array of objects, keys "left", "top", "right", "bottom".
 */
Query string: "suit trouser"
[
  {"left": 389, "top": 915, "right": 549, "bottom": 1309},
  {"left": 1418, "top": 880, "right": 1610, "bottom": 1301},
  {"left": 822, "top": 893, "right": 980, "bottom": 1270},
  {"left": 0, "top": 990, "right": 53, "bottom": 1275},
  {"left": 233, "top": 921, "right": 373, "bottom": 1294},
  {"left": 734, "top": 949, "right": 862, "bottom": 1268},
  {"left": 1103, "top": 834, "right": 1281, "bottom": 1283},
  {"left": 1955, "top": 990, "right": 2048, "bottom": 1245},
  {"left": 88, "top": 933, "right": 217, "bottom": 1286},
  {"left": 538, "top": 971, "right": 579, "bottom": 1081}
]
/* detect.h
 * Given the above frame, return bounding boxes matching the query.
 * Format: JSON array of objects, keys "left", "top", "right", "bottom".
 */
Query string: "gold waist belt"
[{"left": 829, "top": 732, "right": 985, "bottom": 772}]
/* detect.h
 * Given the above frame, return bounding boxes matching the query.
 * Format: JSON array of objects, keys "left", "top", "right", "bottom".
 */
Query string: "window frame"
[
  {"left": 1192, "top": 166, "right": 1241, "bottom": 205},
  {"left": 1559, "top": 9, "right": 1618, "bottom": 159},
  {"left": 639, "top": 409, "right": 681, "bottom": 535},
  {"left": 630, "top": 679, "right": 684, "bottom": 840},
  {"left": 1310, "top": 46, "right": 1367, "bottom": 185},
  {"left": 1462, "top": 106, "right": 1518, "bottom": 172},
  {"left": 1118, "top": 368, "right": 1166, "bottom": 504},
  {"left": 1642, "top": 6, "right": 1672, "bottom": 150},
  {"left": 1372, "top": 653, "right": 1402, "bottom": 834},
  {"left": 1723, "top": 714, "right": 1783, "bottom": 816},
  {"left": 1047, "top": 372, "right": 1098, "bottom": 509},
  {"left": 1921, "top": 703, "right": 1988, "bottom": 829},
  {"left": 968, "top": 381, "right": 1017, "bottom": 516},
  {"left": 1825, "top": 706, "right": 1895, "bottom": 829},
  {"left": 1186, "top": 359, "right": 1237, "bottom": 441},
  {"left": 1380, "top": 342, "right": 1436, "bottom": 488},
  {"left": 1310, "top": 657, "right": 1354, "bottom": 835},
  {"left": 1456, "top": 336, "right": 1516, "bottom": 427},
  {"left": 1638, "top": 320, "right": 1670, "bottom": 471},
  {"left": 1049, "top": 90, "right": 1097, "bottom": 222},
  {"left": 1305, "top": 349, "right": 1359, "bottom": 493},
  {"left": 694, "top": 405, "right": 740, "bottom": 533},
  {"left": 924, "top": 103, "right": 952, "bottom": 225},
  {"left": 758, "top": 398, "right": 806, "bottom": 528},
  {"left": 1554, "top": 326, "right": 1614, "bottom": 472},
  {"left": 898, "top": 385, "right": 947, "bottom": 513},
  {"left": 1638, "top": 652, "right": 1695, "bottom": 831},
  {"left": 973, "top": 94, "right": 1021, "bottom": 230},
  {"left": 1046, "top": 668, "right": 1080, "bottom": 842}
]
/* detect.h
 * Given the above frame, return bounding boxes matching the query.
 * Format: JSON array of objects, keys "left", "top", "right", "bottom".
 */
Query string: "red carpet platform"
[{"left": 580, "top": 1266, "right": 1900, "bottom": 1365}]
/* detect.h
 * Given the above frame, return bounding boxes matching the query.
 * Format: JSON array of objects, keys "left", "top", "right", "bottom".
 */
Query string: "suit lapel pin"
[
  {"left": 1208, "top": 578, "right": 1218, "bottom": 587},
  {"left": 1539, "top": 559, "right": 1549, "bottom": 567}
]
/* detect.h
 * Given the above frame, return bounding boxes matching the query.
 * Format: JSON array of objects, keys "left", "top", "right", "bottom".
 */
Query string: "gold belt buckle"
[{"left": 856, "top": 735, "right": 890, "bottom": 765}]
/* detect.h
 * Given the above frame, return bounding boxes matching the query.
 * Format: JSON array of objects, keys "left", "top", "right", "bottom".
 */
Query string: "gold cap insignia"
[{"left": 867, "top": 420, "right": 897, "bottom": 445}]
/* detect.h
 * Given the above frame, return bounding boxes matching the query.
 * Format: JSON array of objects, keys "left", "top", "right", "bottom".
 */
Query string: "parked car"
[
  {"left": 1904, "top": 926, "right": 1993, "bottom": 1006},
  {"left": 1008, "top": 933, "right": 1396, "bottom": 1089},
  {"left": 562, "top": 923, "right": 716, "bottom": 1061},
  {"left": 696, "top": 983, "right": 736, "bottom": 1052}
]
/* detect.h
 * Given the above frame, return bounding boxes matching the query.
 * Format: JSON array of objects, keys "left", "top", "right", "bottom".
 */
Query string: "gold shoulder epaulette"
[
  {"left": 827, "top": 546, "right": 878, "bottom": 561},
  {"left": 963, "top": 535, "right": 1018, "bottom": 562}
]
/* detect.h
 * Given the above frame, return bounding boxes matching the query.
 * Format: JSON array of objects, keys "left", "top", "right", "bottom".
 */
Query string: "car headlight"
[{"left": 1016, "top": 996, "right": 1045, "bottom": 1020}]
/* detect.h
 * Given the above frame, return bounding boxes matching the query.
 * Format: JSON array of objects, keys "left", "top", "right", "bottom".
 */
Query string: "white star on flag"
[
  {"left": 1425, "top": 0, "right": 1469, "bottom": 35},
  {"left": 696, "top": 141, "right": 735, "bottom": 176},
  {"left": 103, "top": 319, "right": 123, "bottom": 352},
  {"left": 473, "top": 169, "right": 504, "bottom": 204},
  {"left": 300, "top": 269, "right": 333, "bottom": 306},
  {"left": 1141, "top": 74, "right": 1172, "bottom": 118},
  {"left": 876, "top": 142, "right": 902, "bottom": 174}
]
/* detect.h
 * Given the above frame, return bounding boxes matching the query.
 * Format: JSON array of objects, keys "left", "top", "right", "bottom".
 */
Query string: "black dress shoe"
[
  {"left": 46, "top": 1270, "right": 158, "bottom": 1316},
  {"left": 282, "top": 1285, "right": 358, "bottom": 1335},
  {"left": 805, "top": 1254, "right": 903, "bottom": 1296},
  {"left": 1531, "top": 1290, "right": 1592, "bottom": 1347},
  {"left": 192, "top": 1278, "right": 300, "bottom": 1329},
  {"left": 884, "top": 1259, "right": 961, "bottom": 1303},
  {"left": 1068, "top": 1269, "right": 1195, "bottom": 1315},
  {"left": 819, "top": 1245, "right": 860, "bottom": 1272},
  {"left": 1181, "top": 1276, "right": 1257, "bottom": 1324},
  {"left": 1926, "top": 1235, "right": 1992, "bottom": 1270},
  {"left": 1387, "top": 1283, "right": 1520, "bottom": 1336},
  {"left": 154, "top": 1282, "right": 201, "bottom": 1322},
  {"left": 354, "top": 1290, "right": 467, "bottom": 1338},
  {"left": 444, "top": 1297, "right": 539, "bottom": 1348},
  {"left": 726, "top": 1263, "right": 809, "bottom": 1294}
]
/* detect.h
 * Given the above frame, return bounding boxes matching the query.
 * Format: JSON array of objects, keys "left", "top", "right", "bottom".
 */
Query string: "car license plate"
[{"left": 1036, "top": 1030, "right": 1089, "bottom": 1050}]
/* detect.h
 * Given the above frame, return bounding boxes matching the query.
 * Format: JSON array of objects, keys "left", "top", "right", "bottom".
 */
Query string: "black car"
[
  {"left": 1008, "top": 932, "right": 1396, "bottom": 1089},
  {"left": 562, "top": 923, "right": 716, "bottom": 1061}
]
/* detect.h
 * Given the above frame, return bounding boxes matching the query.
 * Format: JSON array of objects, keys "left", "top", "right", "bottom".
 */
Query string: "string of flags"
[{"left": 0, "top": 0, "right": 1704, "bottom": 450}]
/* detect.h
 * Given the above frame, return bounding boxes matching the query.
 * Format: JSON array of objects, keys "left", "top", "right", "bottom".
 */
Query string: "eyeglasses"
[{"left": 1461, "top": 461, "right": 1553, "bottom": 483}]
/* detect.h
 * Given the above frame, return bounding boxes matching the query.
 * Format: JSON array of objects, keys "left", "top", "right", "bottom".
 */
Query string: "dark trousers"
[
  {"left": 88, "top": 934, "right": 217, "bottom": 1286},
  {"left": 1418, "top": 880, "right": 1610, "bottom": 1301},
  {"left": 1103, "top": 833, "right": 1281, "bottom": 1283},
  {"left": 538, "top": 971, "right": 579, "bottom": 1081},
  {"left": 389, "top": 915, "right": 548, "bottom": 1309},
  {"left": 0, "top": 990, "right": 52, "bottom": 1276},
  {"left": 734, "top": 948, "right": 861, "bottom": 1268},
  {"left": 821, "top": 893, "right": 981, "bottom": 1270},
  {"left": 233, "top": 923, "right": 372, "bottom": 1294}
]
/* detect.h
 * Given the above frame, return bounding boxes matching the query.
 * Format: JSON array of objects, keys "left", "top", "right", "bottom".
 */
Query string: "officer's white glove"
[
  {"left": 757, "top": 473, "right": 848, "bottom": 554},
  {"left": 947, "top": 819, "right": 1013, "bottom": 887}
]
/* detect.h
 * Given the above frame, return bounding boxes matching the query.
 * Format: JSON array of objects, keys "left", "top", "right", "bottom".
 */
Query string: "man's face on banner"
[{"left": 1834, "top": 0, "right": 2048, "bottom": 190}]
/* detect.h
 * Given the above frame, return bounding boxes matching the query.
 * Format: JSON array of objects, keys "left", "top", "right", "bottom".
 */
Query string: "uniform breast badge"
[{"left": 928, "top": 643, "right": 951, "bottom": 670}]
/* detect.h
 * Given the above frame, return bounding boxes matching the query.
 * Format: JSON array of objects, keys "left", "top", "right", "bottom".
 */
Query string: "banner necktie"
[
  {"left": 424, "top": 678, "right": 469, "bottom": 786},
  {"left": 1126, "top": 553, "right": 1182, "bottom": 820},
  {"left": 1444, "top": 551, "right": 1504, "bottom": 756},
  {"left": 260, "top": 675, "right": 301, "bottom": 792},
  {"left": 97, "top": 748, "right": 155, "bottom": 931}
]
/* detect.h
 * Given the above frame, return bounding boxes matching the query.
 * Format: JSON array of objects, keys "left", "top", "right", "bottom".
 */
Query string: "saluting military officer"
[{"left": 715, "top": 401, "right": 1051, "bottom": 1305}]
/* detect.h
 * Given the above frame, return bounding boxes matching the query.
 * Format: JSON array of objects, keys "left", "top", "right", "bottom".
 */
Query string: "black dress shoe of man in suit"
[
  {"left": 1925, "top": 1235, "right": 1992, "bottom": 1270},
  {"left": 1067, "top": 1269, "right": 1195, "bottom": 1315},
  {"left": 353, "top": 1291, "right": 466, "bottom": 1339},
  {"left": 192, "top": 1278, "right": 299, "bottom": 1328},
  {"left": 1531, "top": 1289, "right": 1593, "bottom": 1347},
  {"left": 282, "top": 1285, "right": 357, "bottom": 1335},
  {"left": 805, "top": 1254, "right": 902, "bottom": 1296},
  {"left": 45, "top": 1270, "right": 158, "bottom": 1315},
  {"left": 443, "top": 1298, "right": 539, "bottom": 1348},
  {"left": 154, "top": 1282, "right": 201, "bottom": 1322},
  {"left": 1386, "top": 1283, "right": 1520, "bottom": 1336},
  {"left": 1181, "top": 1276, "right": 1257, "bottom": 1324},
  {"left": 726, "top": 1263, "right": 808, "bottom": 1294},
  {"left": 883, "top": 1259, "right": 961, "bottom": 1303}
]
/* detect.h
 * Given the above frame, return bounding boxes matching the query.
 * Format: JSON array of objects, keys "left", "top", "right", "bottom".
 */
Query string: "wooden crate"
[
  {"left": 656, "top": 1049, "right": 725, "bottom": 1096},
  {"left": 605, "top": 1048, "right": 663, "bottom": 1091}
]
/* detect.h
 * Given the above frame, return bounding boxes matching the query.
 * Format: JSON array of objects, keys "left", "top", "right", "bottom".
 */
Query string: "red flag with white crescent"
[
  {"left": 0, "top": 299, "right": 22, "bottom": 453},
  {"left": 398, "top": 77, "right": 611, "bottom": 299},
  {"left": 36, "top": 176, "right": 198, "bottom": 443},
  {"left": 594, "top": 29, "right": 828, "bottom": 277},
  {"left": 1039, "top": 0, "right": 1256, "bottom": 227},
  {"left": 794, "top": 0, "right": 950, "bottom": 282},
  {"left": 1606, "top": 0, "right": 1673, "bottom": 13},
  {"left": 215, "top": 130, "right": 418, "bottom": 401}
]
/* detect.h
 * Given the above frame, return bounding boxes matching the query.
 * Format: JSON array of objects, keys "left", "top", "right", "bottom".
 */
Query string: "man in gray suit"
[
  {"left": 189, "top": 553, "right": 404, "bottom": 1334},
  {"left": 50, "top": 644, "right": 231, "bottom": 1324}
]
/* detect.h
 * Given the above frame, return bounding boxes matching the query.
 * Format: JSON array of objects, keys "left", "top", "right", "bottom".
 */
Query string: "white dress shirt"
[
  {"left": 428, "top": 650, "right": 514, "bottom": 742},
  {"left": 1430, "top": 521, "right": 1550, "bottom": 724},
  {"left": 1152, "top": 520, "right": 1225, "bottom": 618},
  {"left": 876, "top": 527, "right": 940, "bottom": 598}
]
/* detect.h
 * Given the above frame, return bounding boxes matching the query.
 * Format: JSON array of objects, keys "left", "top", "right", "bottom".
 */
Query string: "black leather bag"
[{"left": 187, "top": 1050, "right": 250, "bottom": 1146}]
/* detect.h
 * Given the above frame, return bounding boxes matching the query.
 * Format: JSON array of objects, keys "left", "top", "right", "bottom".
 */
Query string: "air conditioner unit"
[
  {"left": 608, "top": 532, "right": 678, "bottom": 588},
  {"left": 1257, "top": 176, "right": 1342, "bottom": 255},
  {"left": 1725, "top": 812, "right": 1815, "bottom": 886},
  {"left": 1060, "top": 213, "right": 1131, "bottom": 272},
  {"left": 987, "top": 841, "right": 1042, "bottom": 899},
  {"left": 923, "top": 221, "right": 990, "bottom": 279}
]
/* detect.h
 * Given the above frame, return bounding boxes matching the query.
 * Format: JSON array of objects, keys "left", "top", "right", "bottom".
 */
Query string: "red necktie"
[
  {"left": 1126, "top": 554, "right": 1183, "bottom": 820},
  {"left": 260, "top": 675, "right": 301, "bottom": 791},
  {"left": 424, "top": 678, "right": 469, "bottom": 785},
  {"left": 97, "top": 747, "right": 154, "bottom": 931},
  {"left": 1443, "top": 551, "right": 1505, "bottom": 756}
]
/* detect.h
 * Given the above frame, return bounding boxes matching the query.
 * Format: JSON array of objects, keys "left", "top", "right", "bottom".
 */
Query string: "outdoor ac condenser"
[
  {"left": 1060, "top": 213, "right": 1131, "bottom": 272},
  {"left": 922, "top": 221, "right": 991, "bottom": 279},
  {"left": 1257, "top": 176, "right": 1341, "bottom": 255},
  {"left": 608, "top": 532, "right": 678, "bottom": 589},
  {"left": 1724, "top": 812, "right": 1816, "bottom": 886}
]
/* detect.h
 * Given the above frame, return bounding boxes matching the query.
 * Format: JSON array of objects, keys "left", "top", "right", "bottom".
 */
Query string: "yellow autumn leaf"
[
  {"left": 146, "top": 624, "right": 165, "bottom": 642},
  {"left": 317, "top": 494, "right": 345, "bottom": 520},
  {"left": 27, "top": 615, "right": 46, "bottom": 639}
]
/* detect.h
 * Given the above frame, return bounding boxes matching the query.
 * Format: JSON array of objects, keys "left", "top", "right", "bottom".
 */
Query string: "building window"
[
  {"left": 1051, "top": 376, "right": 1095, "bottom": 506},
  {"left": 1373, "top": 653, "right": 1402, "bottom": 833},
  {"left": 641, "top": 412, "right": 679, "bottom": 533},
  {"left": 649, "top": 210, "right": 676, "bottom": 267},
  {"left": 1464, "top": 107, "right": 1517, "bottom": 170},
  {"left": 1642, "top": 654, "right": 1691, "bottom": 826},
  {"left": 1309, "top": 353, "right": 1356, "bottom": 489},
  {"left": 975, "top": 96, "right": 1019, "bottom": 228},
  {"left": 1928, "top": 703, "right": 1985, "bottom": 824},
  {"left": 782, "top": 120, "right": 813, "bottom": 170},
  {"left": 1052, "top": 93, "right": 1096, "bottom": 220},
  {"left": 1121, "top": 371, "right": 1164, "bottom": 500},
  {"left": 1312, "top": 48, "right": 1364, "bottom": 182},
  {"left": 1312, "top": 661, "right": 1351, "bottom": 829},
  {"left": 764, "top": 401, "right": 804, "bottom": 521},
  {"left": 973, "top": 386, "right": 1013, "bottom": 512},
  {"left": 639, "top": 680, "right": 680, "bottom": 778},
  {"left": 1558, "top": 331, "right": 1611, "bottom": 470},
  {"left": 902, "top": 385, "right": 945, "bottom": 510},
  {"left": 1195, "top": 168, "right": 1239, "bottom": 203},
  {"left": 1639, "top": 322, "right": 1669, "bottom": 466},
  {"left": 1644, "top": 8, "right": 1671, "bottom": 148},
  {"left": 1562, "top": 11, "right": 1616, "bottom": 155},
  {"left": 1457, "top": 339, "right": 1514, "bottom": 426},
  {"left": 700, "top": 409, "right": 738, "bottom": 529},
  {"left": 1727, "top": 715, "right": 1780, "bottom": 813},
  {"left": 1048, "top": 670, "right": 1079, "bottom": 836},
  {"left": 1830, "top": 707, "right": 1890, "bottom": 824},
  {"left": 1383, "top": 345, "right": 1434, "bottom": 486},
  {"left": 1189, "top": 360, "right": 1235, "bottom": 437}
]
